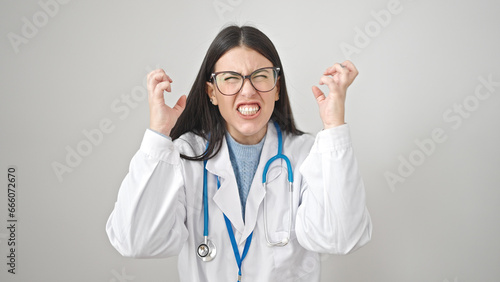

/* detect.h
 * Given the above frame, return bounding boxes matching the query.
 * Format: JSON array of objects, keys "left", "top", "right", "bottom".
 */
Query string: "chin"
[{"left": 228, "top": 119, "right": 268, "bottom": 143}]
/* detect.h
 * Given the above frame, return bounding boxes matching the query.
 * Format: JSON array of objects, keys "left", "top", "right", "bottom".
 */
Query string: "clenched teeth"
[{"left": 238, "top": 105, "right": 260, "bottom": 115}]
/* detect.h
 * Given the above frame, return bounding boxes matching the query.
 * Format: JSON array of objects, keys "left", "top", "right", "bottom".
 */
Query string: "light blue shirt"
[{"left": 225, "top": 133, "right": 265, "bottom": 220}]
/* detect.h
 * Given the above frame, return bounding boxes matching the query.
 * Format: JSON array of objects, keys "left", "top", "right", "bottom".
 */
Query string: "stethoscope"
[{"left": 197, "top": 121, "right": 294, "bottom": 265}]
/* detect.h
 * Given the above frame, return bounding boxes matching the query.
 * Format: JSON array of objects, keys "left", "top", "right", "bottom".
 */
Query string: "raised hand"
[
  {"left": 147, "top": 69, "right": 187, "bottom": 136},
  {"left": 311, "top": 60, "right": 359, "bottom": 129}
]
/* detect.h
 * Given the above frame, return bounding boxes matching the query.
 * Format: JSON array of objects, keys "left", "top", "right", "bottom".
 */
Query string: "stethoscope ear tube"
[
  {"left": 261, "top": 121, "right": 294, "bottom": 247},
  {"left": 263, "top": 172, "right": 293, "bottom": 247}
]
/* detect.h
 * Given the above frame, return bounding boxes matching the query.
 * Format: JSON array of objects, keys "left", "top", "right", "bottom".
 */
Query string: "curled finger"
[
  {"left": 340, "top": 60, "right": 358, "bottom": 74},
  {"left": 147, "top": 69, "right": 172, "bottom": 93},
  {"left": 324, "top": 63, "right": 347, "bottom": 76}
]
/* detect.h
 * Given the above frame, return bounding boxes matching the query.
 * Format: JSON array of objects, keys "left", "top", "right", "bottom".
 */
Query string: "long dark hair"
[{"left": 170, "top": 25, "right": 302, "bottom": 161}]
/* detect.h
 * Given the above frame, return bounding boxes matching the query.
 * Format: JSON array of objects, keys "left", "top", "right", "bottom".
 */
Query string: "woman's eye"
[
  {"left": 224, "top": 76, "right": 239, "bottom": 81},
  {"left": 252, "top": 74, "right": 269, "bottom": 81}
]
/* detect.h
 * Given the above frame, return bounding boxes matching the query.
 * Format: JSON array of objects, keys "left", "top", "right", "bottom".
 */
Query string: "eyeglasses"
[{"left": 210, "top": 67, "right": 280, "bottom": 96}]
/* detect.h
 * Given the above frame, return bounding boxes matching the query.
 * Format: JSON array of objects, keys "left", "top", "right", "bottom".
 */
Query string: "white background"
[{"left": 1, "top": 0, "right": 499, "bottom": 281}]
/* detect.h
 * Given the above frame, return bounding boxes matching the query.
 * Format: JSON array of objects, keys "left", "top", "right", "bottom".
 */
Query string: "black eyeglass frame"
[{"left": 209, "top": 67, "right": 281, "bottom": 96}]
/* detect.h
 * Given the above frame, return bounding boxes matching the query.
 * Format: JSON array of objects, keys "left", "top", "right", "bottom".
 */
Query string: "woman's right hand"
[{"left": 147, "top": 69, "right": 187, "bottom": 136}]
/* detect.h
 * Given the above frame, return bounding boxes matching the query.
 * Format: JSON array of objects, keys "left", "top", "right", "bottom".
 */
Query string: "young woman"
[{"left": 106, "top": 25, "right": 372, "bottom": 282}]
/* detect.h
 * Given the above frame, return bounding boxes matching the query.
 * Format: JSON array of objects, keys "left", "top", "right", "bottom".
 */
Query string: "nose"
[{"left": 239, "top": 77, "right": 258, "bottom": 98}]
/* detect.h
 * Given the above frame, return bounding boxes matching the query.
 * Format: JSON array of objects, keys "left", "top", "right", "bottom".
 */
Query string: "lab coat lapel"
[
  {"left": 206, "top": 136, "right": 245, "bottom": 234},
  {"left": 240, "top": 122, "right": 283, "bottom": 245},
  {"left": 206, "top": 122, "right": 284, "bottom": 245}
]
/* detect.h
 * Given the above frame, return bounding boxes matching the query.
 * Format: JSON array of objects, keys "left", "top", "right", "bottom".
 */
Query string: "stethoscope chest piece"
[{"left": 197, "top": 238, "right": 216, "bottom": 262}]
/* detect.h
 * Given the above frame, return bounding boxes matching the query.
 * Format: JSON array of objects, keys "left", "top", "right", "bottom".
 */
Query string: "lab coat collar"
[{"left": 206, "top": 121, "right": 283, "bottom": 245}]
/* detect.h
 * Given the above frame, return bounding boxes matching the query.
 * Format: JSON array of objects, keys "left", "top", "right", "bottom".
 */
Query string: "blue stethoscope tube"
[
  {"left": 197, "top": 121, "right": 294, "bottom": 280},
  {"left": 196, "top": 158, "right": 216, "bottom": 261}
]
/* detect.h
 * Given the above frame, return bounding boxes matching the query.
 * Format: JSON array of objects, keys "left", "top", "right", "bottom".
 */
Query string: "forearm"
[
  {"left": 106, "top": 130, "right": 188, "bottom": 258},
  {"left": 295, "top": 124, "right": 372, "bottom": 254}
]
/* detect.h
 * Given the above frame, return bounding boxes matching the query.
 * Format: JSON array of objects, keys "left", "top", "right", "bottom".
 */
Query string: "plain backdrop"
[{"left": 1, "top": 0, "right": 499, "bottom": 281}]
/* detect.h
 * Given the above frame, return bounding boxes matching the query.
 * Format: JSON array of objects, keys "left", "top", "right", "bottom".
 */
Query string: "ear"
[
  {"left": 274, "top": 77, "right": 280, "bottom": 101},
  {"left": 206, "top": 81, "right": 218, "bottom": 105}
]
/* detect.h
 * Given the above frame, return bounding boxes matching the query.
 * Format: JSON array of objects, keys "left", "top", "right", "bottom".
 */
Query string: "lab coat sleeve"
[
  {"left": 106, "top": 129, "right": 188, "bottom": 258},
  {"left": 295, "top": 124, "right": 372, "bottom": 254}
]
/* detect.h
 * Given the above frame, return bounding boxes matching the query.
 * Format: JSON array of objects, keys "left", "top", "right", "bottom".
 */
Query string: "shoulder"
[
  {"left": 173, "top": 132, "right": 207, "bottom": 157},
  {"left": 283, "top": 132, "right": 315, "bottom": 156}
]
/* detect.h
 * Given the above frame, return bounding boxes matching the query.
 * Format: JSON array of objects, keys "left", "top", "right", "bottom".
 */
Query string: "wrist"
[
  {"left": 150, "top": 124, "right": 171, "bottom": 137},
  {"left": 322, "top": 106, "right": 345, "bottom": 129},
  {"left": 323, "top": 120, "right": 345, "bottom": 129},
  {"left": 148, "top": 128, "right": 171, "bottom": 139}
]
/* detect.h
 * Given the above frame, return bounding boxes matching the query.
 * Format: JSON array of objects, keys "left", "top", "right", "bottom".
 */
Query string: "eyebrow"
[{"left": 214, "top": 67, "right": 274, "bottom": 75}]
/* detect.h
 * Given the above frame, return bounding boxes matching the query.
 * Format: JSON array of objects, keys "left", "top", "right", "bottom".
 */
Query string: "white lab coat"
[{"left": 106, "top": 122, "right": 372, "bottom": 282}]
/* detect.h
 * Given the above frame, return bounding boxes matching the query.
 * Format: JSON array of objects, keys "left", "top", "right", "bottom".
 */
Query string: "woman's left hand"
[{"left": 311, "top": 60, "right": 359, "bottom": 129}]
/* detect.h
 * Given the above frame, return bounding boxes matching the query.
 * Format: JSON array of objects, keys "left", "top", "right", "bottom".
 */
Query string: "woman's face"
[{"left": 206, "top": 46, "right": 279, "bottom": 145}]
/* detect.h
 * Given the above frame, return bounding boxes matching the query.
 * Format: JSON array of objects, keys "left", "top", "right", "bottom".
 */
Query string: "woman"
[{"left": 106, "top": 25, "right": 372, "bottom": 281}]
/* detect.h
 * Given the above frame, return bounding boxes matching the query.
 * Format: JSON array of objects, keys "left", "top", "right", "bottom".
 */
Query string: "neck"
[{"left": 227, "top": 126, "right": 267, "bottom": 145}]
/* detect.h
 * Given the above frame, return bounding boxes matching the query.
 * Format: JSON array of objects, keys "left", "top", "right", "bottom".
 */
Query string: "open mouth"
[{"left": 237, "top": 104, "right": 260, "bottom": 116}]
